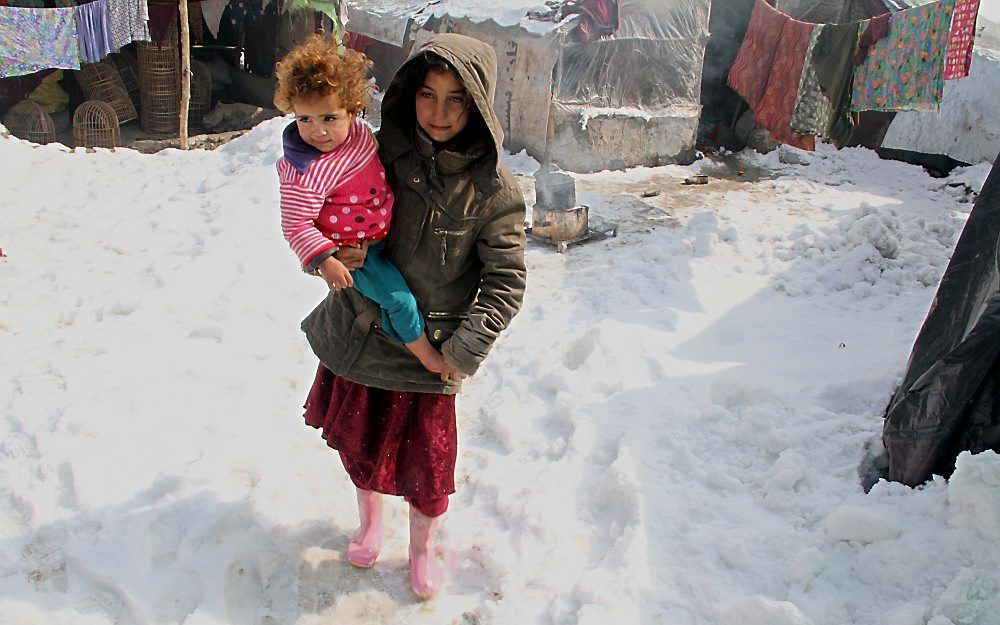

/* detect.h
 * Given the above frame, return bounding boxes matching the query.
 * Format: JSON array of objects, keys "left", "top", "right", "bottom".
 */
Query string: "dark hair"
[{"left": 420, "top": 52, "right": 458, "bottom": 77}]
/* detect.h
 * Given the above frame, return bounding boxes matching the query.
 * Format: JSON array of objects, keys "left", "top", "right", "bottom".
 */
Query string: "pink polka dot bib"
[{"left": 314, "top": 155, "right": 394, "bottom": 247}]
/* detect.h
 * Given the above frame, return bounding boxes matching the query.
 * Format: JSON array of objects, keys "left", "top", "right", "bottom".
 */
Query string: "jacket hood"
[{"left": 378, "top": 33, "right": 503, "bottom": 169}]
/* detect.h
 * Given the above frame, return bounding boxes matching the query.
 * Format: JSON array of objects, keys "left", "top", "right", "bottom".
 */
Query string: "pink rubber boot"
[
  {"left": 347, "top": 489, "right": 383, "bottom": 568},
  {"left": 408, "top": 505, "right": 444, "bottom": 600}
]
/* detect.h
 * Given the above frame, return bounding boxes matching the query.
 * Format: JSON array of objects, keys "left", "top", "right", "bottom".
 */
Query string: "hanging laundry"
[
  {"left": 728, "top": 0, "right": 817, "bottom": 150},
  {"left": 75, "top": 0, "right": 115, "bottom": 63},
  {"left": 728, "top": 0, "right": 786, "bottom": 112},
  {"left": 200, "top": 0, "right": 228, "bottom": 39},
  {"left": 944, "top": 0, "right": 979, "bottom": 79},
  {"left": 0, "top": 5, "right": 80, "bottom": 78},
  {"left": 853, "top": 13, "right": 890, "bottom": 66},
  {"left": 108, "top": 0, "right": 151, "bottom": 50},
  {"left": 851, "top": 0, "right": 955, "bottom": 112},
  {"left": 147, "top": 1, "right": 179, "bottom": 47},
  {"left": 792, "top": 21, "right": 864, "bottom": 144},
  {"left": 790, "top": 28, "right": 830, "bottom": 137}
]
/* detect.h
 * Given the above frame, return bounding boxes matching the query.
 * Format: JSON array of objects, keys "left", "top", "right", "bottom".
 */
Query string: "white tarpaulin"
[
  {"left": 343, "top": 0, "right": 431, "bottom": 47},
  {"left": 343, "top": 0, "right": 556, "bottom": 46},
  {"left": 348, "top": 0, "right": 710, "bottom": 171}
]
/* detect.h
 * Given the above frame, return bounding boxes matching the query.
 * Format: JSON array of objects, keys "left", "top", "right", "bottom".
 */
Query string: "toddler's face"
[
  {"left": 292, "top": 92, "right": 353, "bottom": 152},
  {"left": 415, "top": 69, "right": 470, "bottom": 144}
]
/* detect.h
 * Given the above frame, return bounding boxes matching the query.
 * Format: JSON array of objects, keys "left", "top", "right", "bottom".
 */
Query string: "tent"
[
  {"left": 882, "top": 153, "right": 1000, "bottom": 486},
  {"left": 342, "top": 0, "right": 712, "bottom": 172}
]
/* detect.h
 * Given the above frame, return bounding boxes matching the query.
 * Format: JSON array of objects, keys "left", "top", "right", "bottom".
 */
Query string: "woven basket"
[
  {"left": 137, "top": 21, "right": 180, "bottom": 135},
  {"left": 73, "top": 100, "right": 120, "bottom": 149},
  {"left": 111, "top": 52, "right": 141, "bottom": 108},
  {"left": 189, "top": 59, "right": 212, "bottom": 131},
  {"left": 2, "top": 99, "right": 56, "bottom": 144},
  {"left": 77, "top": 60, "right": 137, "bottom": 124}
]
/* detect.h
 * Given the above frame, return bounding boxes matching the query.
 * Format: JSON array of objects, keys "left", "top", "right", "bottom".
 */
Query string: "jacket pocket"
[
  {"left": 426, "top": 310, "right": 466, "bottom": 346},
  {"left": 430, "top": 204, "right": 481, "bottom": 267},
  {"left": 432, "top": 226, "right": 475, "bottom": 267},
  {"left": 302, "top": 291, "right": 378, "bottom": 373}
]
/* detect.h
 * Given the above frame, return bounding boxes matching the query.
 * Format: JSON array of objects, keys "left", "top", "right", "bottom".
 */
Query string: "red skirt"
[{"left": 303, "top": 364, "right": 457, "bottom": 501}]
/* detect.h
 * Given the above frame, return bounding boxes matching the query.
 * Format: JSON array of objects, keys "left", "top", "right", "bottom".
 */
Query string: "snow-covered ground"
[{"left": 2, "top": 118, "right": 998, "bottom": 625}]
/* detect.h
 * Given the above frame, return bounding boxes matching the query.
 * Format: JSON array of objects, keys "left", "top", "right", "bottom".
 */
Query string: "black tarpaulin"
[{"left": 883, "top": 153, "right": 1000, "bottom": 486}]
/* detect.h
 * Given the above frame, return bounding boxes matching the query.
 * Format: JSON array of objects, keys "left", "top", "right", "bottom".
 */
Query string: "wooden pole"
[{"left": 179, "top": 0, "right": 191, "bottom": 150}]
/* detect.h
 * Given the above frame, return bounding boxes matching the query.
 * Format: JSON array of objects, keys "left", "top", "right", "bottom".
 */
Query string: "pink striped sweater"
[{"left": 276, "top": 117, "right": 395, "bottom": 267}]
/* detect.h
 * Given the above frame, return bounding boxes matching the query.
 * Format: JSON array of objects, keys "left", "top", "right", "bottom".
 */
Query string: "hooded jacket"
[{"left": 300, "top": 33, "right": 528, "bottom": 394}]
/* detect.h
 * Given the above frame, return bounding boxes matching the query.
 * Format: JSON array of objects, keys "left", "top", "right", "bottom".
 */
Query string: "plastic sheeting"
[
  {"left": 555, "top": 0, "right": 710, "bottom": 111},
  {"left": 882, "top": 155, "right": 1000, "bottom": 486},
  {"left": 343, "top": 0, "right": 430, "bottom": 47}
]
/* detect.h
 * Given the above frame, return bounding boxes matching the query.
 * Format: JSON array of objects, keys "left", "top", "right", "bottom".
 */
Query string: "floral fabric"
[
  {"left": 790, "top": 26, "right": 828, "bottom": 136},
  {"left": 851, "top": 0, "right": 955, "bottom": 112},
  {"left": 0, "top": 5, "right": 80, "bottom": 78},
  {"left": 727, "top": 0, "right": 817, "bottom": 150}
]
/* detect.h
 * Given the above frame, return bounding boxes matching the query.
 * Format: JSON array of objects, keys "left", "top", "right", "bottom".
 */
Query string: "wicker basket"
[
  {"left": 189, "top": 59, "right": 212, "bottom": 131},
  {"left": 137, "top": 21, "right": 180, "bottom": 135},
  {"left": 77, "top": 60, "right": 137, "bottom": 124},
  {"left": 2, "top": 99, "right": 56, "bottom": 144},
  {"left": 73, "top": 100, "right": 120, "bottom": 149},
  {"left": 111, "top": 51, "right": 141, "bottom": 108}
]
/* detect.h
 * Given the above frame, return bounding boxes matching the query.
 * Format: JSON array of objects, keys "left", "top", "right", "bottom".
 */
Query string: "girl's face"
[
  {"left": 415, "top": 68, "right": 470, "bottom": 143},
  {"left": 292, "top": 92, "right": 353, "bottom": 152}
]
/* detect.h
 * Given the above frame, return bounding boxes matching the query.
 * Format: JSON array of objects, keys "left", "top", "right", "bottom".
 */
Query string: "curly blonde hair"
[{"left": 273, "top": 36, "right": 374, "bottom": 115}]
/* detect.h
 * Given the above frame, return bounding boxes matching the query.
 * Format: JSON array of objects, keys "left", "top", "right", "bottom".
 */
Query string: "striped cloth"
[{"left": 277, "top": 117, "right": 394, "bottom": 266}]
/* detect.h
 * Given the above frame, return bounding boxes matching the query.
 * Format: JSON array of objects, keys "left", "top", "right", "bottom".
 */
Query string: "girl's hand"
[
  {"left": 439, "top": 361, "right": 468, "bottom": 383},
  {"left": 318, "top": 256, "right": 354, "bottom": 290},
  {"left": 335, "top": 241, "right": 370, "bottom": 269}
]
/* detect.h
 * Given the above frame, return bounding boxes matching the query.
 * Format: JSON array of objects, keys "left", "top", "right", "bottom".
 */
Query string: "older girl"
[{"left": 299, "top": 33, "right": 527, "bottom": 599}]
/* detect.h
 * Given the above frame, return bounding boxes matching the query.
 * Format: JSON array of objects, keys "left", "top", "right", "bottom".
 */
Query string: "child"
[{"left": 274, "top": 36, "right": 444, "bottom": 374}]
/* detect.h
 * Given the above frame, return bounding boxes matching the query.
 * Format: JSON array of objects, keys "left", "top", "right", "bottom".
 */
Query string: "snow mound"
[{"left": 719, "top": 595, "right": 815, "bottom": 625}]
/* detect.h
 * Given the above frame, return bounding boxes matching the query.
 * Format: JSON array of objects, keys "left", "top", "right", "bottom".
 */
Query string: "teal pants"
[{"left": 352, "top": 240, "right": 424, "bottom": 344}]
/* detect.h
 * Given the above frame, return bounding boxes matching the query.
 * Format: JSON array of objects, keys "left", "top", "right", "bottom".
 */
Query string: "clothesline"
[
  {"left": 0, "top": 0, "right": 333, "bottom": 78},
  {"left": 0, "top": 0, "right": 151, "bottom": 77},
  {"left": 728, "top": 0, "right": 981, "bottom": 152}
]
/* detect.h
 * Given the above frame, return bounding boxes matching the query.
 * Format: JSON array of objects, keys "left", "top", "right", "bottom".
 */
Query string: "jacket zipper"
[
  {"left": 433, "top": 227, "right": 467, "bottom": 266},
  {"left": 427, "top": 311, "right": 466, "bottom": 320}
]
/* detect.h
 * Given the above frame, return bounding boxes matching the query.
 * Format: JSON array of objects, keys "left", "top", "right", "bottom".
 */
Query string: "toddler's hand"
[
  {"left": 420, "top": 350, "right": 446, "bottom": 375},
  {"left": 318, "top": 256, "right": 354, "bottom": 291}
]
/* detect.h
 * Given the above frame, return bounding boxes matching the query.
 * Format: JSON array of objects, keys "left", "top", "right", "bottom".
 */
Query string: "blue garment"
[
  {"left": 351, "top": 240, "right": 424, "bottom": 344},
  {"left": 75, "top": 0, "right": 115, "bottom": 63},
  {"left": 281, "top": 121, "right": 318, "bottom": 174}
]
